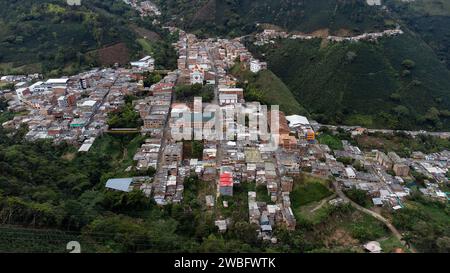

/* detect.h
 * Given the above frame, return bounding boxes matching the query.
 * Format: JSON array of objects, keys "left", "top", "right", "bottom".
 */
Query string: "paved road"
[{"left": 331, "top": 180, "right": 418, "bottom": 253}]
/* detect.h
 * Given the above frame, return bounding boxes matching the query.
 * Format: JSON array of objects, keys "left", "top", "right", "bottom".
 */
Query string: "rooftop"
[{"left": 105, "top": 178, "right": 133, "bottom": 192}]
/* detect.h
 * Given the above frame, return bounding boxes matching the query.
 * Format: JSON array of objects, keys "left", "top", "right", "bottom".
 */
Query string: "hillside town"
[
  {"left": 123, "top": 0, "right": 161, "bottom": 17},
  {"left": 253, "top": 26, "right": 404, "bottom": 46},
  {"left": 0, "top": 8, "right": 448, "bottom": 249}
]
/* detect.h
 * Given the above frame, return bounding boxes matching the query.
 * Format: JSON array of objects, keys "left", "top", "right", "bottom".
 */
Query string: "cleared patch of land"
[{"left": 95, "top": 43, "right": 131, "bottom": 67}]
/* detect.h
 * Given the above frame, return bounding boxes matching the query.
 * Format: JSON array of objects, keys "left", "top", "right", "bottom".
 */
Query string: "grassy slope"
[
  {"left": 252, "top": 30, "right": 450, "bottom": 130},
  {"left": 230, "top": 63, "right": 307, "bottom": 115},
  {"left": 290, "top": 175, "right": 333, "bottom": 218}
]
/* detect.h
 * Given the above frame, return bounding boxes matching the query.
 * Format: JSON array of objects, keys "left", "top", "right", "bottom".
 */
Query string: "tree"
[
  {"left": 393, "top": 105, "right": 410, "bottom": 116},
  {"left": 436, "top": 236, "right": 450, "bottom": 253},
  {"left": 82, "top": 215, "right": 149, "bottom": 252},
  {"left": 345, "top": 188, "right": 369, "bottom": 207},
  {"left": 107, "top": 103, "right": 142, "bottom": 128},
  {"left": 143, "top": 72, "right": 162, "bottom": 88},
  {"left": 101, "top": 190, "right": 150, "bottom": 213},
  {"left": 147, "top": 166, "right": 156, "bottom": 177},
  {"left": 402, "top": 59, "right": 416, "bottom": 70},
  {"left": 230, "top": 221, "right": 260, "bottom": 245},
  {"left": 175, "top": 84, "right": 213, "bottom": 102},
  {"left": 192, "top": 141, "right": 204, "bottom": 160}
]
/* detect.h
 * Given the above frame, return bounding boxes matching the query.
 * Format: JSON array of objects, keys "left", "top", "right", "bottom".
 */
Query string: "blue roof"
[{"left": 105, "top": 178, "right": 133, "bottom": 192}]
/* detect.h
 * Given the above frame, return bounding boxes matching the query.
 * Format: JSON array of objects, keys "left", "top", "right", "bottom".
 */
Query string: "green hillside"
[
  {"left": 156, "top": 0, "right": 390, "bottom": 37},
  {"left": 230, "top": 63, "right": 308, "bottom": 115},
  {"left": 0, "top": 0, "right": 141, "bottom": 75},
  {"left": 249, "top": 31, "right": 450, "bottom": 130},
  {"left": 0, "top": 0, "right": 179, "bottom": 76},
  {"left": 386, "top": 0, "right": 450, "bottom": 70}
]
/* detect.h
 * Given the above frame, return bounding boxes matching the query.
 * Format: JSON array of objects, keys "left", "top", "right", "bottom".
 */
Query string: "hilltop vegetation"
[
  {"left": 248, "top": 30, "right": 450, "bottom": 130},
  {"left": 156, "top": 0, "right": 390, "bottom": 37},
  {"left": 0, "top": 0, "right": 140, "bottom": 75},
  {"left": 230, "top": 63, "right": 308, "bottom": 115},
  {"left": 385, "top": 0, "right": 450, "bottom": 70},
  {"left": 0, "top": 0, "right": 178, "bottom": 76},
  {"left": 392, "top": 193, "right": 450, "bottom": 253}
]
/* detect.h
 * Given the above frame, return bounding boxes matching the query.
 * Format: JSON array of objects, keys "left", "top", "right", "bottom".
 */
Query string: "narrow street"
[{"left": 206, "top": 45, "right": 220, "bottom": 105}]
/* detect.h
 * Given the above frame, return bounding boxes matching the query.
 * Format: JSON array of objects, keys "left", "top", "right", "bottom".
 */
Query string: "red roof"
[
  {"left": 219, "top": 173, "right": 233, "bottom": 187},
  {"left": 152, "top": 83, "right": 174, "bottom": 92}
]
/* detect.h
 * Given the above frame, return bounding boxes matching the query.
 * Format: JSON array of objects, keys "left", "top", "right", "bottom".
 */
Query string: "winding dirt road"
[{"left": 332, "top": 180, "right": 417, "bottom": 253}]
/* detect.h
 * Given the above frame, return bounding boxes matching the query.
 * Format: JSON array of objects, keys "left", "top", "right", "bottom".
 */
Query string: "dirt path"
[
  {"left": 310, "top": 194, "right": 337, "bottom": 213},
  {"left": 332, "top": 181, "right": 418, "bottom": 253}
]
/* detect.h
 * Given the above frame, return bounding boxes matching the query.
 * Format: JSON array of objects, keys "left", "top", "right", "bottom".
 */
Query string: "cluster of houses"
[
  {"left": 132, "top": 67, "right": 184, "bottom": 204},
  {"left": 305, "top": 126, "right": 450, "bottom": 206},
  {"left": 2, "top": 68, "right": 140, "bottom": 148},
  {"left": 249, "top": 188, "right": 296, "bottom": 241},
  {"left": 153, "top": 142, "right": 186, "bottom": 205},
  {"left": 212, "top": 38, "right": 267, "bottom": 74},
  {"left": 123, "top": 0, "right": 161, "bottom": 17},
  {"left": 0, "top": 74, "right": 41, "bottom": 85},
  {"left": 2, "top": 17, "right": 448, "bottom": 242},
  {"left": 165, "top": 28, "right": 328, "bottom": 236},
  {"left": 254, "top": 26, "right": 404, "bottom": 46},
  {"left": 175, "top": 30, "right": 267, "bottom": 88},
  {"left": 409, "top": 151, "right": 450, "bottom": 201},
  {"left": 135, "top": 73, "right": 177, "bottom": 136},
  {"left": 254, "top": 29, "right": 290, "bottom": 46},
  {"left": 326, "top": 28, "right": 404, "bottom": 43}
]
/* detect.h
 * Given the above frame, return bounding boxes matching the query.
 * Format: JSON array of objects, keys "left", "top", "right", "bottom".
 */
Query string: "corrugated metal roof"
[{"left": 105, "top": 178, "right": 133, "bottom": 192}]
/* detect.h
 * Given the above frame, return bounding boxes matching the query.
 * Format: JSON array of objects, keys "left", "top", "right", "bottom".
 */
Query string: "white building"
[
  {"left": 46, "top": 78, "right": 69, "bottom": 87},
  {"left": 286, "top": 115, "right": 310, "bottom": 128},
  {"left": 78, "top": 100, "right": 97, "bottom": 111},
  {"left": 250, "top": 59, "right": 267, "bottom": 73},
  {"left": 345, "top": 167, "right": 356, "bottom": 179},
  {"left": 29, "top": 81, "right": 46, "bottom": 93},
  {"left": 16, "top": 88, "right": 28, "bottom": 102},
  {"left": 219, "top": 93, "right": 238, "bottom": 106},
  {"left": 130, "top": 56, "right": 155, "bottom": 71},
  {"left": 250, "top": 60, "right": 262, "bottom": 73},
  {"left": 57, "top": 96, "right": 68, "bottom": 108}
]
